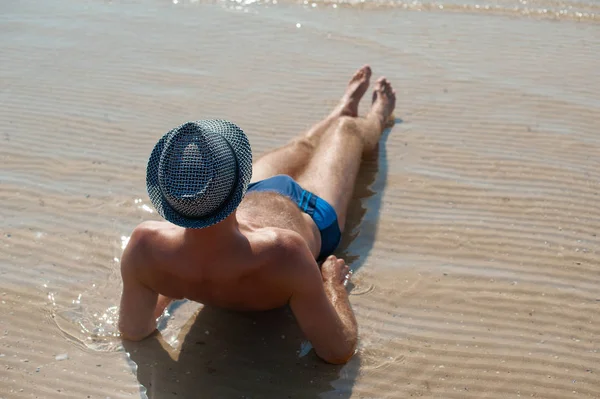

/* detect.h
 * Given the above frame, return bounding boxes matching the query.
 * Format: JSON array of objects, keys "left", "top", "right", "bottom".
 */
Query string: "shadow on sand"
[
  {"left": 123, "top": 120, "right": 399, "bottom": 399},
  {"left": 125, "top": 306, "right": 350, "bottom": 399},
  {"left": 336, "top": 119, "right": 399, "bottom": 274}
]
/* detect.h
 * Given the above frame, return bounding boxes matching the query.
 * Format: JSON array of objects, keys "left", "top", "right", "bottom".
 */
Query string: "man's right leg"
[
  {"left": 297, "top": 77, "right": 396, "bottom": 231},
  {"left": 250, "top": 66, "right": 372, "bottom": 183}
]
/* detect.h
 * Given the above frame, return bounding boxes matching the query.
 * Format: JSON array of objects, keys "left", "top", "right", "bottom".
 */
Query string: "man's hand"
[{"left": 321, "top": 255, "right": 353, "bottom": 286}]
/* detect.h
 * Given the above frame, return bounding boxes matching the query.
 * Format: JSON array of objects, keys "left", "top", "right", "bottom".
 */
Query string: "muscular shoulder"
[
  {"left": 131, "top": 220, "right": 170, "bottom": 236},
  {"left": 132, "top": 220, "right": 178, "bottom": 244},
  {"left": 252, "top": 228, "right": 317, "bottom": 279},
  {"left": 253, "top": 227, "right": 308, "bottom": 258},
  {"left": 121, "top": 221, "right": 171, "bottom": 271}
]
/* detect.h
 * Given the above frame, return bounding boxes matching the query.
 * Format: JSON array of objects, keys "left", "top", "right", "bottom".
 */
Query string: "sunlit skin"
[{"left": 118, "top": 66, "right": 396, "bottom": 364}]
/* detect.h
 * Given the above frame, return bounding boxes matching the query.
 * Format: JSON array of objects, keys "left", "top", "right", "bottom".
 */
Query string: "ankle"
[{"left": 366, "top": 111, "right": 385, "bottom": 130}]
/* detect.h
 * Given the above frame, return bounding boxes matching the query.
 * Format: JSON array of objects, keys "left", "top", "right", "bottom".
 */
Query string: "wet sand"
[{"left": 1, "top": 0, "right": 599, "bottom": 397}]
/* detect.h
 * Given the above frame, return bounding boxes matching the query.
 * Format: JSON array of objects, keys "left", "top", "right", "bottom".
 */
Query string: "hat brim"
[{"left": 146, "top": 120, "right": 253, "bottom": 229}]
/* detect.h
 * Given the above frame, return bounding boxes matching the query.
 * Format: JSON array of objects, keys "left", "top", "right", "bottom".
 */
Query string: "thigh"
[
  {"left": 296, "top": 120, "right": 364, "bottom": 231},
  {"left": 251, "top": 138, "right": 314, "bottom": 183}
]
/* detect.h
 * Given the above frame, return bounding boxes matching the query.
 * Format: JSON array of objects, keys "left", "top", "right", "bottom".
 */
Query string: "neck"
[{"left": 184, "top": 211, "right": 240, "bottom": 245}]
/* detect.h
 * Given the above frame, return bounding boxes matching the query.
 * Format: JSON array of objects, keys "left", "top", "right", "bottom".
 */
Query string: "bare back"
[
  {"left": 237, "top": 191, "right": 322, "bottom": 257},
  {"left": 127, "top": 191, "right": 322, "bottom": 313}
]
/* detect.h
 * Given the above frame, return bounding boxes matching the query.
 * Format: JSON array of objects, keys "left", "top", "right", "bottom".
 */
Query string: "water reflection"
[{"left": 208, "top": 0, "right": 598, "bottom": 21}]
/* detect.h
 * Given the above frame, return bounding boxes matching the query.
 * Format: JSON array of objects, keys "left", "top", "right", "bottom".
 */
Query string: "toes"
[
  {"left": 352, "top": 65, "right": 372, "bottom": 81},
  {"left": 372, "top": 76, "right": 397, "bottom": 106},
  {"left": 362, "top": 65, "right": 372, "bottom": 78},
  {"left": 376, "top": 77, "right": 391, "bottom": 90},
  {"left": 377, "top": 78, "right": 394, "bottom": 96}
]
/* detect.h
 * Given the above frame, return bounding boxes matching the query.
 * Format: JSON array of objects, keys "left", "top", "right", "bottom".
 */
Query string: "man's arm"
[
  {"left": 287, "top": 237, "right": 357, "bottom": 364},
  {"left": 118, "top": 226, "right": 160, "bottom": 341}
]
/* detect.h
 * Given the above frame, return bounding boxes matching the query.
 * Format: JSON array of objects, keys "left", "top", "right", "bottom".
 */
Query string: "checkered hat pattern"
[{"left": 146, "top": 120, "right": 252, "bottom": 228}]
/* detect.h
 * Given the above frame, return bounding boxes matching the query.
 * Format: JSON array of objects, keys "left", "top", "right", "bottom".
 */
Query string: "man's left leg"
[
  {"left": 297, "top": 77, "right": 396, "bottom": 231},
  {"left": 250, "top": 66, "right": 372, "bottom": 183}
]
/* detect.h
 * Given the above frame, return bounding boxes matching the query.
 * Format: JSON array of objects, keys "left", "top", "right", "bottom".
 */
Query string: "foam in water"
[{"left": 51, "top": 295, "right": 205, "bottom": 352}]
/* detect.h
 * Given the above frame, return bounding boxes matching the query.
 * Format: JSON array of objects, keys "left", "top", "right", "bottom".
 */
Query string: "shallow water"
[{"left": 1, "top": 0, "right": 599, "bottom": 397}]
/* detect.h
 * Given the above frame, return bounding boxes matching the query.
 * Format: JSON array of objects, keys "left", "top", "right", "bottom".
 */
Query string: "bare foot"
[
  {"left": 336, "top": 65, "right": 372, "bottom": 117},
  {"left": 369, "top": 77, "right": 396, "bottom": 127}
]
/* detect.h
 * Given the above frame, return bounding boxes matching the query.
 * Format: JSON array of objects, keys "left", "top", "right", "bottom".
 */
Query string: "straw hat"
[{"left": 146, "top": 120, "right": 252, "bottom": 228}]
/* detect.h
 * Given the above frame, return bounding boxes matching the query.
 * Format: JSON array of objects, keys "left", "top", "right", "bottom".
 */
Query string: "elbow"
[
  {"left": 317, "top": 341, "right": 357, "bottom": 365},
  {"left": 118, "top": 318, "right": 156, "bottom": 342},
  {"left": 118, "top": 328, "right": 155, "bottom": 342},
  {"left": 120, "top": 333, "right": 146, "bottom": 342},
  {"left": 320, "top": 349, "right": 356, "bottom": 365}
]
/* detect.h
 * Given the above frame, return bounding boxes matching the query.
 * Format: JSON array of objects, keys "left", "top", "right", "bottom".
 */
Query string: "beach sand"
[{"left": 1, "top": 0, "right": 599, "bottom": 397}]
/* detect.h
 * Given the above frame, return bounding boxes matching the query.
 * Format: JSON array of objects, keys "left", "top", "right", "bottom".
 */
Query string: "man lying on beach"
[{"left": 118, "top": 66, "right": 396, "bottom": 364}]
